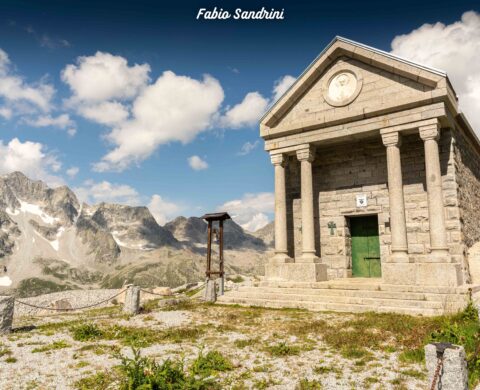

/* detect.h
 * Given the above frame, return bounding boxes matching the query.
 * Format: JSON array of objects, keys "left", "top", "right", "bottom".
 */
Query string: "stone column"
[
  {"left": 296, "top": 146, "right": 319, "bottom": 263},
  {"left": 381, "top": 131, "right": 409, "bottom": 262},
  {"left": 123, "top": 285, "right": 140, "bottom": 315},
  {"left": 419, "top": 122, "right": 449, "bottom": 259},
  {"left": 0, "top": 296, "right": 14, "bottom": 334},
  {"left": 271, "top": 153, "right": 293, "bottom": 264}
]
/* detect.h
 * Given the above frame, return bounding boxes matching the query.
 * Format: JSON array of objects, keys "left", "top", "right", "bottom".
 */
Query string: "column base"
[
  {"left": 269, "top": 252, "right": 294, "bottom": 265},
  {"left": 382, "top": 263, "right": 417, "bottom": 285},
  {"left": 382, "top": 262, "right": 462, "bottom": 286},
  {"left": 416, "top": 263, "right": 462, "bottom": 287},
  {"left": 265, "top": 263, "right": 328, "bottom": 282},
  {"left": 425, "top": 248, "right": 451, "bottom": 263},
  {"left": 297, "top": 252, "right": 320, "bottom": 263},
  {"left": 389, "top": 251, "right": 411, "bottom": 263}
]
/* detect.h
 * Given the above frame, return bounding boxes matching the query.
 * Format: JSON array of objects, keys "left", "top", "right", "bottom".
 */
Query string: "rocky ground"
[{"left": 0, "top": 283, "right": 439, "bottom": 390}]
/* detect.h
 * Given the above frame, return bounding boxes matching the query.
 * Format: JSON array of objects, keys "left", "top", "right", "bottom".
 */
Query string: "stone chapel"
[{"left": 219, "top": 37, "right": 480, "bottom": 315}]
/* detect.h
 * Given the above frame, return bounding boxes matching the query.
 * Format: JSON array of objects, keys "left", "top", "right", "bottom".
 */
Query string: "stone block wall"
[
  {"left": 453, "top": 124, "right": 480, "bottom": 283},
  {"left": 285, "top": 132, "right": 462, "bottom": 280}
]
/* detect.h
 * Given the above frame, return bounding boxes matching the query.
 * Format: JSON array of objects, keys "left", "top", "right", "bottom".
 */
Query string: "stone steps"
[
  {"left": 217, "top": 283, "right": 472, "bottom": 316},
  {"left": 259, "top": 280, "right": 480, "bottom": 294},
  {"left": 229, "top": 290, "right": 458, "bottom": 309},
  {"left": 217, "top": 296, "right": 446, "bottom": 316},
  {"left": 236, "top": 286, "right": 467, "bottom": 303}
]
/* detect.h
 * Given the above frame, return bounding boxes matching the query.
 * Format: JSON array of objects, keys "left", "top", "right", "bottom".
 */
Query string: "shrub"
[
  {"left": 265, "top": 342, "right": 300, "bottom": 357},
  {"left": 190, "top": 350, "right": 233, "bottom": 376},
  {"left": 427, "top": 302, "right": 480, "bottom": 387},
  {"left": 71, "top": 323, "right": 103, "bottom": 341},
  {"left": 116, "top": 348, "right": 215, "bottom": 389}
]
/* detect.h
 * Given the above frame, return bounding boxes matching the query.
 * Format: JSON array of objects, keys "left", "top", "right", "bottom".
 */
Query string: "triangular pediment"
[{"left": 261, "top": 37, "right": 456, "bottom": 138}]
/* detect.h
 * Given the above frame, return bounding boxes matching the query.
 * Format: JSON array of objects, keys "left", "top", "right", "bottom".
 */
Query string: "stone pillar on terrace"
[
  {"left": 381, "top": 131, "right": 409, "bottom": 263},
  {"left": 270, "top": 153, "right": 293, "bottom": 264},
  {"left": 296, "top": 146, "right": 320, "bottom": 263},
  {"left": 419, "top": 121, "right": 450, "bottom": 260}
]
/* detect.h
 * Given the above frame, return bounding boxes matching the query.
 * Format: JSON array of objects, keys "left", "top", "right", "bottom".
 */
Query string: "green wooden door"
[{"left": 350, "top": 216, "right": 381, "bottom": 278}]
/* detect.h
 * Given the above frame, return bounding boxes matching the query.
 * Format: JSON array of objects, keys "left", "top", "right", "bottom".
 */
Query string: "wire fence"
[
  {"left": 14, "top": 288, "right": 128, "bottom": 312},
  {"left": 13, "top": 282, "right": 207, "bottom": 313}
]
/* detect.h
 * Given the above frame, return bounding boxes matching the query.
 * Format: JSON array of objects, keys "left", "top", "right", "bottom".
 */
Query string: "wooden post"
[
  {"left": 206, "top": 220, "right": 212, "bottom": 278},
  {"left": 219, "top": 220, "right": 224, "bottom": 295}
]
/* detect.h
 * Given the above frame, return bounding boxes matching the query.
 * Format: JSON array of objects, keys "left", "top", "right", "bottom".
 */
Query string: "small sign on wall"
[{"left": 356, "top": 194, "right": 367, "bottom": 208}]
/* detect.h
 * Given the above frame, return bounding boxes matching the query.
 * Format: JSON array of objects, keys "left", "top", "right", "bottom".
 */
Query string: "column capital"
[
  {"left": 381, "top": 131, "right": 402, "bottom": 147},
  {"left": 270, "top": 153, "right": 286, "bottom": 166},
  {"left": 419, "top": 121, "right": 440, "bottom": 141},
  {"left": 296, "top": 145, "right": 315, "bottom": 162}
]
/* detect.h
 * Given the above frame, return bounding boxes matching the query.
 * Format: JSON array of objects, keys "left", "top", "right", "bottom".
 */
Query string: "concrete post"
[
  {"left": 123, "top": 285, "right": 140, "bottom": 315},
  {"left": 271, "top": 153, "right": 293, "bottom": 264},
  {"left": 204, "top": 279, "right": 217, "bottom": 302},
  {"left": 381, "top": 131, "right": 409, "bottom": 262},
  {"left": 296, "top": 146, "right": 319, "bottom": 263},
  {"left": 419, "top": 122, "right": 450, "bottom": 260},
  {"left": 425, "top": 343, "right": 468, "bottom": 390},
  {"left": 0, "top": 296, "right": 14, "bottom": 334}
]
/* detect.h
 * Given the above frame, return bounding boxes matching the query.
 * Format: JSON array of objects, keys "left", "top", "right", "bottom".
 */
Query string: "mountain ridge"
[{"left": 0, "top": 171, "right": 270, "bottom": 296}]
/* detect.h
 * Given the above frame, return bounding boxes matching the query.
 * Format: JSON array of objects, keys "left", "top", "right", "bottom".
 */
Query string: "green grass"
[
  {"left": 5, "top": 356, "right": 17, "bottom": 363},
  {"left": 340, "top": 346, "right": 373, "bottom": 360},
  {"left": 264, "top": 342, "right": 301, "bottom": 357},
  {"left": 32, "top": 340, "right": 71, "bottom": 353},
  {"left": 76, "top": 348, "right": 217, "bottom": 390},
  {"left": 71, "top": 323, "right": 103, "bottom": 341},
  {"left": 77, "top": 343, "right": 120, "bottom": 355},
  {"left": 234, "top": 338, "right": 258, "bottom": 348},
  {"left": 398, "top": 348, "right": 424, "bottom": 363},
  {"left": 99, "top": 324, "right": 205, "bottom": 347},
  {"left": 0, "top": 346, "right": 12, "bottom": 357},
  {"left": 426, "top": 302, "right": 480, "bottom": 387},
  {"left": 190, "top": 350, "right": 233, "bottom": 376},
  {"left": 297, "top": 378, "right": 323, "bottom": 389},
  {"left": 313, "top": 365, "right": 341, "bottom": 375}
]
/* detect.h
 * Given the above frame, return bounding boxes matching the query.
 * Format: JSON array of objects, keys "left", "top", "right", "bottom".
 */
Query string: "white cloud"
[
  {"left": 148, "top": 194, "right": 182, "bottom": 225},
  {"left": 66, "top": 166, "right": 79, "bottom": 178},
  {"left": 0, "top": 138, "right": 63, "bottom": 186},
  {"left": 238, "top": 140, "right": 259, "bottom": 156},
  {"left": 391, "top": 10, "right": 480, "bottom": 133},
  {"left": 188, "top": 155, "right": 208, "bottom": 170},
  {"left": 78, "top": 101, "right": 129, "bottom": 125},
  {"left": 220, "top": 74, "right": 295, "bottom": 130},
  {"left": 0, "top": 107, "right": 12, "bottom": 119},
  {"left": 272, "top": 75, "right": 296, "bottom": 102},
  {"left": 0, "top": 48, "right": 55, "bottom": 113},
  {"left": 62, "top": 51, "right": 150, "bottom": 102},
  {"left": 93, "top": 71, "right": 224, "bottom": 172},
  {"left": 25, "top": 113, "right": 76, "bottom": 134},
  {"left": 217, "top": 192, "right": 274, "bottom": 231},
  {"left": 220, "top": 92, "right": 269, "bottom": 129},
  {"left": 74, "top": 180, "right": 140, "bottom": 205},
  {"left": 241, "top": 213, "right": 271, "bottom": 232}
]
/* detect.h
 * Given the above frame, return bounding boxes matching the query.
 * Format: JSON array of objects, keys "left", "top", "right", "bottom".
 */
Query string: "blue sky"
[{"left": 0, "top": 0, "right": 479, "bottom": 230}]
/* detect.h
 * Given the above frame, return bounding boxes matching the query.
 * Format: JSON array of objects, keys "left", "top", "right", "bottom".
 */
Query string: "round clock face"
[{"left": 327, "top": 71, "right": 358, "bottom": 105}]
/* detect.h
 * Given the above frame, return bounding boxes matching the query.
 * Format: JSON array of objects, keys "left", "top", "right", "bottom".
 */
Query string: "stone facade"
[{"left": 261, "top": 37, "right": 479, "bottom": 288}]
